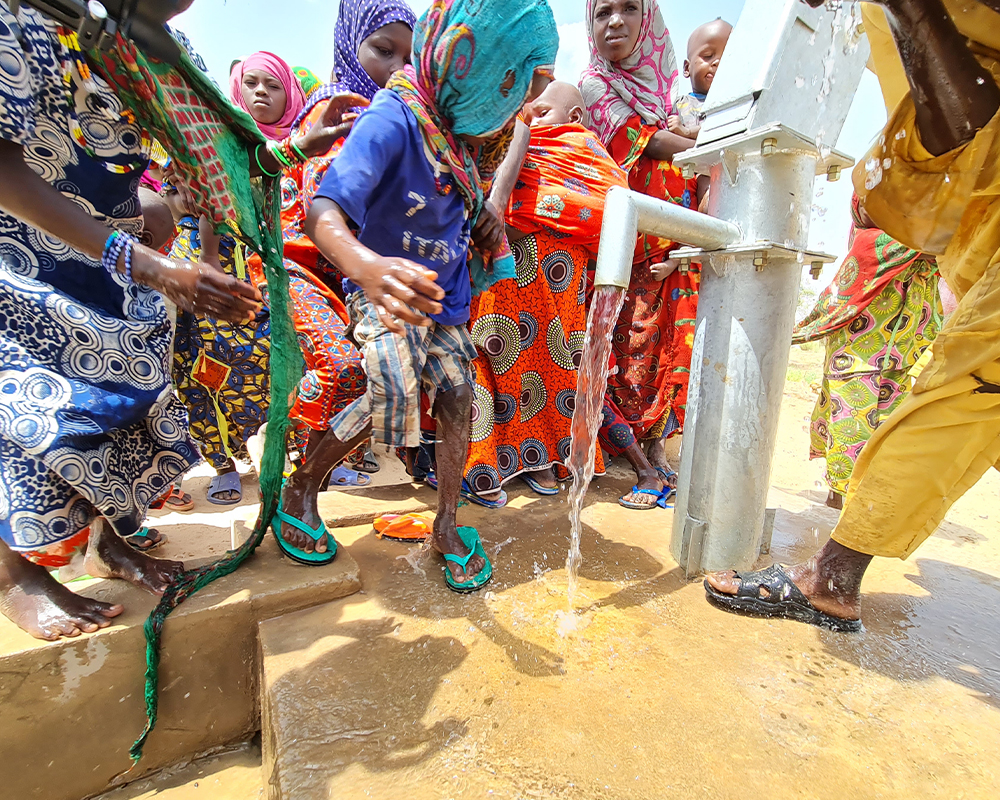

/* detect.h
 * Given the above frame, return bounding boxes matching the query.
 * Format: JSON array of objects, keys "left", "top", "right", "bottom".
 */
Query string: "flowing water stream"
[{"left": 563, "top": 285, "right": 626, "bottom": 626}]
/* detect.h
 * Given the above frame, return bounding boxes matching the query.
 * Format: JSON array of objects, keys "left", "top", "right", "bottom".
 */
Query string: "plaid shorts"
[{"left": 330, "top": 293, "right": 476, "bottom": 448}]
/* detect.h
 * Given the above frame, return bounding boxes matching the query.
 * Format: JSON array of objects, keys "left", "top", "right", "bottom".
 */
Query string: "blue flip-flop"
[
  {"left": 444, "top": 526, "right": 493, "bottom": 593},
  {"left": 618, "top": 485, "right": 673, "bottom": 510},
  {"left": 207, "top": 471, "right": 242, "bottom": 505},
  {"left": 425, "top": 473, "right": 508, "bottom": 509},
  {"left": 271, "top": 486, "right": 338, "bottom": 566},
  {"left": 328, "top": 464, "right": 372, "bottom": 488},
  {"left": 520, "top": 473, "right": 560, "bottom": 496}
]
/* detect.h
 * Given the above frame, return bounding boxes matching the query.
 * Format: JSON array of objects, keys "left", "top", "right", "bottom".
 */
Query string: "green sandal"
[
  {"left": 443, "top": 527, "right": 493, "bottom": 593},
  {"left": 271, "top": 490, "right": 338, "bottom": 566}
]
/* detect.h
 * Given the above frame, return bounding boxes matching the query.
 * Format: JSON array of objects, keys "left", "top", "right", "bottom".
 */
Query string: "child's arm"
[
  {"left": 305, "top": 197, "right": 445, "bottom": 334},
  {"left": 473, "top": 120, "right": 531, "bottom": 253},
  {"left": 0, "top": 140, "right": 260, "bottom": 322}
]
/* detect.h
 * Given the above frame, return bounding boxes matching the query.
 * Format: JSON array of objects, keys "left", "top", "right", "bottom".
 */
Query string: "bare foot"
[
  {"left": 619, "top": 469, "right": 664, "bottom": 508},
  {"left": 526, "top": 467, "right": 558, "bottom": 489},
  {"left": 0, "top": 540, "right": 123, "bottom": 640},
  {"left": 84, "top": 519, "right": 185, "bottom": 595},
  {"left": 705, "top": 540, "right": 873, "bottom": 621},
  {"left": 431, "top": 516, "right": 485, "bottom": 584},
  {"left": 278, "top": 472, "right": 327, "bottom": 554}
]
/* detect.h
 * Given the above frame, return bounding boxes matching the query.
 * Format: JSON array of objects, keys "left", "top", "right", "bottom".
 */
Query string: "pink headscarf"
[
  {"left": 229, "top": 51, "right": 306, "bottom": 140},
  {"left": 580, "top": 0, "right": 680, "bottom": 145}
]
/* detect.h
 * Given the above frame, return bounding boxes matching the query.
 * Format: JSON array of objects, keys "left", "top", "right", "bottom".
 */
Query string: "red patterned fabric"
[
  {"left": 604, "top": 114, "right": 700, "bottom": 439},
  {"left": 248, "top": 103, "right": 365, "bottom": 431}
]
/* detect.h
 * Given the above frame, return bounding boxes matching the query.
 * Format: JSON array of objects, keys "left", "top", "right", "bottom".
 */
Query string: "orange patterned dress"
[
  {"left": 248, "top": 103, "right": 366, "bottom": 436},
  {"left": 463, "top": 123, "right": 628, "bottom": 493},
  {"left": 605, "top": 114, "right": 700, "bottom": 440}
]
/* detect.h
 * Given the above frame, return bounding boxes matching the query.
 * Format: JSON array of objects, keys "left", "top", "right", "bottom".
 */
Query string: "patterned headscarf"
[
  {"left": 334, "top": 0, "right": 417, "bottom": 99},
  {"left": 229, "top": 51, "right": 306, "bottom": 140},
  {"left": 387, "top": 0, "right": 558, "bottom": 216},
  {"left": 581, "top": 0, "right": 680, "bottom": 145}
]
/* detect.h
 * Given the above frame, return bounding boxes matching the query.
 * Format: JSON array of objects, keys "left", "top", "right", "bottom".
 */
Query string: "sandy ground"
[{"left": 97, "top": 344, "right": 1000, "bottom": 799}]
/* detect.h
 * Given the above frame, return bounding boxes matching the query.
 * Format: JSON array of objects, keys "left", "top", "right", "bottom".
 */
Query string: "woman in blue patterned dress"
[{"left": 0, "top": 2, "right": 262, "bottom": 640}]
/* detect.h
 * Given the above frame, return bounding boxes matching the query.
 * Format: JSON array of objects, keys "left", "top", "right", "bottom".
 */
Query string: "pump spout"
[{"left": 592, "top": 186, "right": 742, "bottom": 289}]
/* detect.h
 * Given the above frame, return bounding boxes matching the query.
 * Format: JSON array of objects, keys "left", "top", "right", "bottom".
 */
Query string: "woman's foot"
[
  {"left": 705, "top": 540, "right": 873, "bottom": 622},
  {"left": 278, "top": 472, "right": 328, "bottom": 554},
  {"left": 619, "top": 469, "right": 664, "bottom": 508},
  {"left": 207, "top": 461, "right": 241, "bottom": 504},
  {"left": 83, "top": 519, "right": 185, "bottom": 595},
  {"left": 527, "top": 467, "right": 557, "bottom": 490},
  {"left": 0, "top": 540, "right": 123, "bottom": 641},
  {"left": 431, "top": 516, "right": 485, "bottom": 584}
]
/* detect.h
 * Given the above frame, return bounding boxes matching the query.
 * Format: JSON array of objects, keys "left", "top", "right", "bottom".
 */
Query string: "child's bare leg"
[
  {"left": 432, "top": 384, "right": 485, "bottom": 582},
  {"left": 280, "top": 424, "right": 372, "bottom": 553}
]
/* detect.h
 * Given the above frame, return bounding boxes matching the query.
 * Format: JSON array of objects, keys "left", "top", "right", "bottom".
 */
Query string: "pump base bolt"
[
  {"left": 761, "top": 138, "right": 778, "bottom": 156},
  {"left": 753, "top": 251, "right": 767, "bottom": 271},
  {"left": 827, "top": 164, "right": 841, "bottom": 182}
]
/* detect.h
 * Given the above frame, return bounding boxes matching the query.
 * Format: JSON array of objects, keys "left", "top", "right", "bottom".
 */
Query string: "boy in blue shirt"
[{"left": 276, "top": 0, "right": 559, "bottom": 591}]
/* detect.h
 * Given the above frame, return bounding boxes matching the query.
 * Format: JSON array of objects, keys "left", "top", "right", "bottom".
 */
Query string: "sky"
[{"left": 173, "top": 0, "right": 888, "bottom": 270}]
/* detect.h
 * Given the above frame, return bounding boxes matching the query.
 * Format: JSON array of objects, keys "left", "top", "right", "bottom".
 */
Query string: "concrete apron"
[
  {"left": 0, "top": 481, "right": 446, "bottom": 800},
  {"left": 260, "top": 469, "right": 1000, "bottom": 799}
]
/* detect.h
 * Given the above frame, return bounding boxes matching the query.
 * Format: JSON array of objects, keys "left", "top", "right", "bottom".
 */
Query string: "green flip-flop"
[
  {"left": 443, "top": 527, "right": 493, "bottom": 593},
  {"left": 271, "top": 489, "right": 338, "bottom": 566}
]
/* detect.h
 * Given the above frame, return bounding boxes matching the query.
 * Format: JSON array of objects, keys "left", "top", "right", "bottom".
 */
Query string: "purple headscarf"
[
  {"left": 294, "top": 0, "right": 416, "bottom": 126},
  {"left": 335, "top": 0, "right": 417, "bottom": 99}
]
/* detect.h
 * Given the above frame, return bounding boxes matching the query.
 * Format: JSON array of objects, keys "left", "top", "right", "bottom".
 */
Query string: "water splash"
[{"left": 565, "top": 285, "right": 626, "bottom": 611}]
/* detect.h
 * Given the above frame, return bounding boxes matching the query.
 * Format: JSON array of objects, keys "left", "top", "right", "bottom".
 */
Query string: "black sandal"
[
  {"left": 704, "top": 564, "right": 862, "bottom": 633},
  {"left": 354, "top": 446, "right": 381, "bottom": 474},
  {"left": 124, "top": 527, "right": 167, "bottom": 553}
]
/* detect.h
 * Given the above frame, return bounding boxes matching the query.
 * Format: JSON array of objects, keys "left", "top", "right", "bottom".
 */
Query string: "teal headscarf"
[{"left": 411, "top": 0, "right": 559, "bottom": 137}]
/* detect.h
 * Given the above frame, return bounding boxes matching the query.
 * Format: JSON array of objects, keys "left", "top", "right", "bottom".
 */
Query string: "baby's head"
[
  {"left": 138, "top": 188, "right": 177, "bottom": 252},
  {"left": 685, "top": 18, "right": 732, "bottom": 96},
  {"left": 524, "top": 81, "right": 587, "bottom": 127}
]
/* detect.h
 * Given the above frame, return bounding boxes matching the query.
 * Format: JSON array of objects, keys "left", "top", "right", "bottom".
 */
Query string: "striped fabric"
[{"left": 331, "top": 293, "right": 476, "bottom": 447}]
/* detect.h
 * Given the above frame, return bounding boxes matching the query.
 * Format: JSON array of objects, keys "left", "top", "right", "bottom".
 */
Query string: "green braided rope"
[{"left": 85, "top": 39, "right": 303, "bottom": 765}]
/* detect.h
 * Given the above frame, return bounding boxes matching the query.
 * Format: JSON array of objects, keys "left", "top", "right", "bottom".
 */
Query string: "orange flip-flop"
[{"left": 374, "top": 513, "right": 432, "bottom": 542}]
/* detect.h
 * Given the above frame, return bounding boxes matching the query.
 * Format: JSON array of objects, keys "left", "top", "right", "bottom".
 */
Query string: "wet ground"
[{"left": 98, "top": 345, "right": 999, "bottom": 799}]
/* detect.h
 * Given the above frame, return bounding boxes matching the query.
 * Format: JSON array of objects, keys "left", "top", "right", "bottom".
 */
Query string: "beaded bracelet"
[
  {"left": 266, "top": 140, "right": 292, "bottom": 169},
  {"left": 254, "top": 143, "right": 281, "bottom": 178},
  {"left": 101, "top": 231, "right": 137, "bottom": 283}
]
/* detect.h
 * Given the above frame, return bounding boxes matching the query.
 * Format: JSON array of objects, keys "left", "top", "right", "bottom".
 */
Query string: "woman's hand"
[
  {"left": 131, "top": 245, "right": 262, "bottom": 323},
  {"left": 294, "top": 93, "right": 370, "bottom": 159},
  {"left": 472, "top": 200, "right": 506, "bottom": 254}
]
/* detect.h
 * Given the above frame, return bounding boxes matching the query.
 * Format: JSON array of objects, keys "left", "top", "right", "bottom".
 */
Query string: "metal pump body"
[{"left": 590, "top": 0, "right": 870, "bottom": 576}]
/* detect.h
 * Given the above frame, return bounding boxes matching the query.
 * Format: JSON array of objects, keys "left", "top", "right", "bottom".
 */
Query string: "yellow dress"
[{"left": 830, "top": 1, "right": 1000, "bottom": 558}]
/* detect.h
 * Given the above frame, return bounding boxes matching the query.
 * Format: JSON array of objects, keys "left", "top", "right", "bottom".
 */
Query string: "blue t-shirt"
[{"left": 314, "top": 90, "right": 472, "bottom": 326}]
